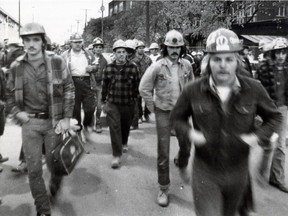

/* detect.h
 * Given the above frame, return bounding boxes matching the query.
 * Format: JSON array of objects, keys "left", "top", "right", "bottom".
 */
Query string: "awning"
[{"left": 240, "top": 35, "right": 278, "bottom": 44}]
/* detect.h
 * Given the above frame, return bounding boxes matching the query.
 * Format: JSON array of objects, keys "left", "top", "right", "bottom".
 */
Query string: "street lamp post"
[
  {"left": 100, "top": 0, "right": 105, "bottom": 39},
  {"left": 18, "top": 0, "right": 21, "bottom": 36}
]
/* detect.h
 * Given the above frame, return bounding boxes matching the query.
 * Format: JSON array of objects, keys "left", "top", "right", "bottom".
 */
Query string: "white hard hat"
[
  {"left": 164, "top": 30, "right": 184, "bottom": 47},
  {"left": 125, "top": 39, "right": 136, "bottom": 50},
  {"left": 149, "top": 43, "right": 159, "bottom": 50},
  {"left": 112, "top": 39, "right": 127, "bottom": 51}
]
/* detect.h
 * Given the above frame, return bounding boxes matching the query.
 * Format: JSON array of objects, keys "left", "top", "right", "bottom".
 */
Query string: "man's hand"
[
  {"left": 15, "top": 111, "right": 29, "bottom": 124},
  {"left": 189, "top": 129, "right": 206, "bottom": 146},
  {"left": 55, "top": 118, "right": 70, "bottom": 134},
  {"left": 240, "top": 133, "right": 259, "bottom": 147},
  {"left": 85, "top": 65, "right": 93, "bottom": 73},
  {"left": 179, "top": 167, "right": 191, "bottom": 184}
]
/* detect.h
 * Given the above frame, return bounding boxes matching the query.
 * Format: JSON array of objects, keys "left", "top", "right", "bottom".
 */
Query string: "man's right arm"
[{"left": 138, "top": 63, "right": 158, "bottom": 113}]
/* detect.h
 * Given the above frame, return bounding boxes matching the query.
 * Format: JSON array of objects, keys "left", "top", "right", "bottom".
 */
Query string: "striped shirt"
[{"left": 102, "top": 60, "right": 140, "bottom": 105}]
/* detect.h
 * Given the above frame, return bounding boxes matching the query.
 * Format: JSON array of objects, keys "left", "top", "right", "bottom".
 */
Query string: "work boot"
[
  {"left": 0, "top": 154, "right": 8, "bottom": 163},
  {"left": 122, "top": 145, "right": 128, "bottom": 153},
  {"left": 111, "top": 156, "right": 120, "bottom": 169},
  {"left": 95, "top": 125, "right": 103, "bottom": 133},
  {"left": 11, "top": 161, "right": 28, "bottom": 173},
  {"left": 157, "top": 188, "right": 169, "bottom": 207}
]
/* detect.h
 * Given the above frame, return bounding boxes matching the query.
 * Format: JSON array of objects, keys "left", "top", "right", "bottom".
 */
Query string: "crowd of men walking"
[{"left": 0, "top": 21, "right": 287, "bottom": 216}]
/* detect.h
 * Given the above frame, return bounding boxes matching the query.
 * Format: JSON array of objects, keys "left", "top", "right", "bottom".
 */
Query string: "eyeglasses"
[{"left": 72, "top": 41, "right": 82, "bottom": 44}]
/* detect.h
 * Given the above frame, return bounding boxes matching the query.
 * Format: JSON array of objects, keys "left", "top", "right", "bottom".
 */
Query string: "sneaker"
[
  {"left": 122, "top": 145, "right": 128, "bottom": 153},
  {"left": 11, "top": 162, "right": 28, "bottom": 173},
  {"left": 111, "top": 156, "right": 120, "bottom": 169},
  {"left": 157, "top": 189, "right": 169, "bottom": 207},
  {"left": 95, "top": 125, "right": 103, "bottom": 133}
]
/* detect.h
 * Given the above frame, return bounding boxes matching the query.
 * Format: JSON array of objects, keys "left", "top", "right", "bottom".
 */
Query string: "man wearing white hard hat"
[
  {"left": 61, "top": 33, "right": 97, "bottom": 141},
  {"left": 257, "top": 37, "right": 288, "bottom": 193},
  {"left": 171, "top": 28, "right": 281, "bottom": 216},
  {"left": 101, "top": 40, "right": 140, "bottom": 169},
  {"left": 139, "top": 29, "right": 194, "bottom": 207},
  {"left": 149, "top": 42, "right": 161, "bottom": 62}
]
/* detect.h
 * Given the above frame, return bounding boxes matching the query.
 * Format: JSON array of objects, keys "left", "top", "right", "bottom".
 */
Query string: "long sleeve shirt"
[{"left": 102, "top": 60, "right": 140, "bottom": 106}]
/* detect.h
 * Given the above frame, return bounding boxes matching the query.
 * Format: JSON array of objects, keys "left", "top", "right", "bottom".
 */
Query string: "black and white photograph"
[{"left": 0, "top": 0, "right": 288, "bottom": 215}]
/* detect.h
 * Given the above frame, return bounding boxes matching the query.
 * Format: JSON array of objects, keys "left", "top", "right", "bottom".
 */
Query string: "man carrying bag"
[{"left": 6, "top": 22, "right": 75, "bottom": 216}]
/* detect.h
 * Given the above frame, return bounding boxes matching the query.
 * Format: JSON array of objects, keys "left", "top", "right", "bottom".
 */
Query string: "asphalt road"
[{"left": 0, "top": 115, "right": 288, "bottom": 216}]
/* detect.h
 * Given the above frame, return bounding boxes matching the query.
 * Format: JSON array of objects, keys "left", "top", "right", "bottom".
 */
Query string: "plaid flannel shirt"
[
  {"left": 6, "top": 51, "right": 75, "bottom": 127},
  {"left": 102, "top": 60, "right": 140, "bottom": 106}
]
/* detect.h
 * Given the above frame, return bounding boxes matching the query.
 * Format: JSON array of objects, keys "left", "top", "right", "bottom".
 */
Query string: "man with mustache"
[
  {"left": 257, "top": 37, "right": 288, "bottom": 193},
  {"left": 170, "top": 28, "right": 281, "bottom": 216},
  {"left": 139, "top": 29, "right": 194, "bottom": 207},
  {"left": 6, "top": 22, "right": 75, "bottom": 216}
]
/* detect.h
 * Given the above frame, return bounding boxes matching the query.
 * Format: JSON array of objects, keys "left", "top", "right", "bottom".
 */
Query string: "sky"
[{"left": 0, "top": 0, "right": 110, "bottom": 44}]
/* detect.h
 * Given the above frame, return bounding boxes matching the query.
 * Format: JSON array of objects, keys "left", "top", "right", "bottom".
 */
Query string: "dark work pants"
[
  {"left": 192, "top": 157, "right": 248, "bottom": 216},
  {"left": 106, "top": 102, "right": 135, "bottom": 157},
  {"left": 72, "top": 77, "right": 96, "bottom": 128}
]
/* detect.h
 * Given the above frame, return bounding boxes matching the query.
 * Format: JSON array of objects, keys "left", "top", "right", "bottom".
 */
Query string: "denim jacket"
[
  {"left": 171, "top": 75, "right": 282, "bottom": 169},
  {"left": 139, "top": 57, "right": 194, "bottom": 112}
]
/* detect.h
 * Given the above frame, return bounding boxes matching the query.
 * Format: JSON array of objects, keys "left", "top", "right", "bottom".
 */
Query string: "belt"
[
  {"left": 28, "top": 112, "right": 50, "bottom": 119},
  {"left": 72, "top": 76, "right": 90, "bottom": 80}
]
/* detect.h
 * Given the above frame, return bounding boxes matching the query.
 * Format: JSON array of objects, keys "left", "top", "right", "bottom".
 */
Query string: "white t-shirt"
[{"left": 70, "top": 50, "right": 89, "bottom": 76}]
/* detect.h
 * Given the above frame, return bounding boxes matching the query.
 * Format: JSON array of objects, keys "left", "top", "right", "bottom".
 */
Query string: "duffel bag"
[{"left": 51, "top": 132, "right": 84, "bottom": 176}]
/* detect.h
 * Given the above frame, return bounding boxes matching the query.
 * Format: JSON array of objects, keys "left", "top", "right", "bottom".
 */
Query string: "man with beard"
[{"left": 139, "top": 29, "right": 194, "bottom": 207}]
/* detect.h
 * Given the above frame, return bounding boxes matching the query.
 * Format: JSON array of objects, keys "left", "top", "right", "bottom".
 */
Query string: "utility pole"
[
  {"left": 145, "top": 0, "right": 150, "bottom": 46},
  {"left": 100, "top": 0, "right": 105, "bottom": 39},
  {"left": 82, "top": 9, "right": 91, "bottom": 29},
  {"left": 76, "top": 19, "right": 81, "bottom": 33}
]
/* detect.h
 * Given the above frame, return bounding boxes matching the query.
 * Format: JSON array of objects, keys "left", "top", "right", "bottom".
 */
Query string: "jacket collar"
[{"left": 200, "top": 74, "right": 251, "bottom": 94}]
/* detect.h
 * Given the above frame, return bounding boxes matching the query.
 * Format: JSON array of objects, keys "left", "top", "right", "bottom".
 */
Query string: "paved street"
[{"left": 1, "top": 115, "right": 288, "bottom": 216}]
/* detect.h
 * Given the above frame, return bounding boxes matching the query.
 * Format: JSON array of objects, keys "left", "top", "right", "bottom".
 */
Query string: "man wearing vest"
[
  {"left": 6, "top": 22, "right": 75, "bottom": 216},
  {"left": 61, "top": 33, "right": 97, "bottom": 141}
]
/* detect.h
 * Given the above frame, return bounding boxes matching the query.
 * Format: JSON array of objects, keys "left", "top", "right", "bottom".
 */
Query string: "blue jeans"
[
  {"left": 155, "top": 108, "right": 172, "bottom": 187},
  {"left": 22, "top": 118, "right": 61, "bottom": 215},
  {"left": 270, "top": 105, "right": 288, "bottom": 185}
]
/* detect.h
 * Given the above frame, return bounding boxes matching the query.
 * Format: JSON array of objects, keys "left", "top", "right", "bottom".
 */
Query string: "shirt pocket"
[
  {"left": 192, "top": 103, "right": 212, "bottom": 116},
  {"left": 53, "top": 84, "right": 63, "bottom": 97},
  {"left": 156, "top": 73, "right": 167, "bottom": 89},
  {"left": 233, "top": 103, "right": 255, "bottom": 130}
]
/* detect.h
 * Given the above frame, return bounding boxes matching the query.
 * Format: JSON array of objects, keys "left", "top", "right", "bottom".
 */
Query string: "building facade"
[
  {"left": 108, "top": 0, "right": 133, "bottom": 16},
  {"left": 0, "top": 7, "right": 20, "bottom": 42}
]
